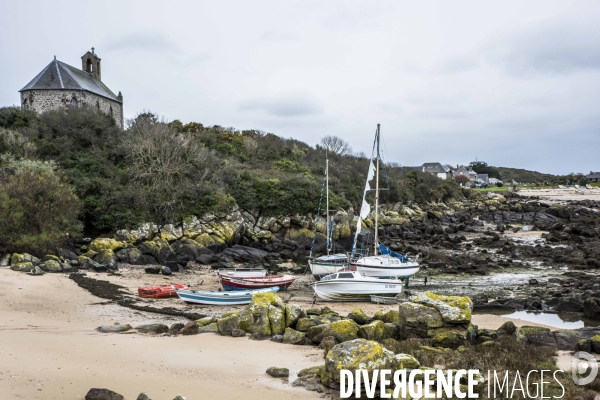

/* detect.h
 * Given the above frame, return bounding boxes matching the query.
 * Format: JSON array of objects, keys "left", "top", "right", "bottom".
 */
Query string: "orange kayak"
[{"left": 138, "top": 284, "right": 188, "bottom": 299}]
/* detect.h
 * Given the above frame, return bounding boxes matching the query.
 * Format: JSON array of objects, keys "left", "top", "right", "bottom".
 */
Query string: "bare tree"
[
  {"left": 320, "top": 135, "right": 352, "bottom": 156},
  {"left": 454, "top": 175, "right": 470, "bottom": 185}
]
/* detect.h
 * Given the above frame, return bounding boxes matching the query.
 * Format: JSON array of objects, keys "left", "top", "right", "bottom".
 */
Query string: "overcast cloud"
[{"left": 1, "top": 0, "right": 599, "bottom": 174}]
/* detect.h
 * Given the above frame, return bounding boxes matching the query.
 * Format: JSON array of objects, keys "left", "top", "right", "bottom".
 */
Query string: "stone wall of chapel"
[{"left": 21, "top": 90, "right": 123, "bottom": 129}]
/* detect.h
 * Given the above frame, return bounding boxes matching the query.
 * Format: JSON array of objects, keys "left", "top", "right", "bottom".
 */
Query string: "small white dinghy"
[{"left": 310, "top": 271, "right": 402, "bottom": 302}]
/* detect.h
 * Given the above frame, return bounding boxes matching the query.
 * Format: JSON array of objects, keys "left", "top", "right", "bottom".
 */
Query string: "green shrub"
[{"left": 0, "top": 156, "right": 82, "bottom": 255}]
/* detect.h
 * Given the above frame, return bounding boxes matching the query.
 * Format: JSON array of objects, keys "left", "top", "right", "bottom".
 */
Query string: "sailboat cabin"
[{"left": 19, "top": 48, "right": 124, "bottom": 128}]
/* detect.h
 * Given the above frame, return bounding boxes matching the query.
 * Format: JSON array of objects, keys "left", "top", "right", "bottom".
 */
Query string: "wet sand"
[
  {"left": 518, "top": 188, "right": 600, "bottom": 202},
  {"left": 0, "top": 268, "right": 322, "bottom": 400}
]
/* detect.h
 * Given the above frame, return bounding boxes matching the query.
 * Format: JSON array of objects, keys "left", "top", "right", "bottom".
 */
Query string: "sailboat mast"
[
  {"left": 374, "top": 123, "right": 380, "bottom": 256},
  {"left": 326, "top": 155, "right": 330, "bottom": 255}
]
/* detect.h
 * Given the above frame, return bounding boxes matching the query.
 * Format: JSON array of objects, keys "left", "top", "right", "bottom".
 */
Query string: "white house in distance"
[
  {"left": 587, "top": 171, "right": 600, "bottom": 182},
  {"left": 409, "top": 162, "right": 452, "bottom": 179}
]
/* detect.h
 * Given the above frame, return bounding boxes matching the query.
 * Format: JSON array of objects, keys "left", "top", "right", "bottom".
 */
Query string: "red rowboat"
[
  {"left": 220, "top": 275, "right": 296, "bottom": 291},
  {"left": 138, "top": 284, "right": 188, "bottom": 299}
]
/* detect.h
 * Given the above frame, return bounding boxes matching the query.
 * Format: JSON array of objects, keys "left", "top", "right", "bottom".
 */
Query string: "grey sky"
[{"left": 1, "top": 1, "right": 599, "bottom": 174}]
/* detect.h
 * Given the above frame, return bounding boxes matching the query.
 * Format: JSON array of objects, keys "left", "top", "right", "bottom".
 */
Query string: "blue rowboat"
[{"left": 175, "top": 287, "right": 279, "bottom": 305}]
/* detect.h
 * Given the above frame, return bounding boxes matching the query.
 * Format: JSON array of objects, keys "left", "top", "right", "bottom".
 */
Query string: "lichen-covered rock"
[
  {"left": 408, "top": 292, "right": 472, "bottom": 324},
  {"left": 115, "top": 247, "right": 147, "bottom": 265},
  {"left": 431, "top": 330, "right": 468, "bottom": 349},
  {"left": 309, "top": 320, "right": 359, "bottom": 344},
  {"left": 391, "top": 353, "right": 420, "bottom": 370},
  {"left": 196, "top": 316, "right": 217, "bottom": 326},
  {"left": 516, "top": 326, "right": 557, "bottom": 348},
  {"left": 40, "top": 259, "right": 62, "bottom": 272},
  {"left": 238, "top": 292, "right": 286, "bottom": 338},
  {"left": 77, "top": 255, "right": 95, "bottom": 269},
  {"left": 266, "top": 366, "right": 289, "bottom": 378},
  {"left": 95, "top": 249, "right": 118, "bottom": 269},
  {"left": 115, "top": 222, "right": 158, "bottom": 243},
  {"left": 137, "top": 238, "right": 175, "bottom": 264},
  {"left": 180, "top": 321, "right": 199, "bottom": 335},
  {"left": 135, "top": 324, "right": 169, "bottom": 334},
  {"left": 350, "top": 308, "right": 369, "bottom": 325},
  {"left": 381, "top": 310, "right": 399, "bottom": 324},
  {"left": 398, "top": 302, "right": 444, "bottom": 338},
  {"left": 498, "top": 321, "right": 517, "bottom": 335},
  {"left": 11, "top": 261, "right": 34, "bottom": 272},
  {"left": 160, "top": 224, "right": 183, "bottom": 242},
  {"left": 217, "top": 313, "right": 240, "bottom": 336},
  {"left": 578, "top": 338, "right": 592, "bottom": 353},
  {"left": 10, "top": 253, "right": 40, "bottom": 266},
  {"left": 89, "top": 238, "right": 126, "bottom": 253},
  {"left": 0, "top": 253, "right": 10, "bottom": 266},
  {"left": 590, "top": 335, "right": 600, "bottom": 353},
  {"left": 282, "top": 328, "right": 305, "bottom": 345},
  {"left": 285, "top": 304, "right": 305, "bottom": 328},
  {"left": 136, "top": 393, "right": 151, "bottom": 400},
  {"left": 322, "top": 339, "right": 394, "bottom": 389},
  {"left": 296, "top": 317, "right": 318, "bottom": 332},
  {"left": 358, "top": 320, "right": 387, "bottom": 342},
  {"left": 97, "top": 324, "right": 132, "bottom": 333},
  {"left": 198, "top": 322, "right": 219, "bottom": 333},
  {"left": 232, "top": 328, "right": 246, "bottom": 337}
]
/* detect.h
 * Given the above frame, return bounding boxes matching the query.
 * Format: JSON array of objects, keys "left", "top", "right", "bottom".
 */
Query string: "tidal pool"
[{"left": 475, "top": 310, "right": 600, "bottom": 330}]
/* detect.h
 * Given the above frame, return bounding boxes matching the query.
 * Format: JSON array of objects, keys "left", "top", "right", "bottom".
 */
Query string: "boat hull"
[
  {"left": 216, "top": 268, "right": 267, "bottom": 278},
  {"left": 311, "top": 279, "right": 402, "bottom": 301},
  {"left": 220, "top": 275, "right": 296, "bottom": 291},
  {"left": 309, "top": 261, "right": 347, "bottom": 280},
  {"left": 350, "top": 256, "right": 420, "bottom": 279},
  {"left": 175, "top": 287, "right": 279, "bottom": 305}
]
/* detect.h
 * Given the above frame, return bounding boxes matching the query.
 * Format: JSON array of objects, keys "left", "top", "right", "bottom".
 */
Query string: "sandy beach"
[
  {"left": 0, "top": 266, "right": 566, "bottom": 400},
  {"left": 518, "top": 187, "right": 600, "bottom": 202},
  {"left": 0, "top": 268, "right": 323, "bottom": 400}
]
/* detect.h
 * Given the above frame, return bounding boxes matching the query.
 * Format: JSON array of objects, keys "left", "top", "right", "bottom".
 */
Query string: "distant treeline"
[{"left": 0, "top": 106, "right": 465, "bottom": 254}]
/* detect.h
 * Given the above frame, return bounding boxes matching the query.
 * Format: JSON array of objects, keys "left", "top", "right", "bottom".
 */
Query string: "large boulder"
[
  {"left": 40, "top": 259, "right": 63, "bottom": 273},
  {"left": 222, "top": 245, "right": 269, "bottom": 263},
  {"left": 238, "top": 292, "right": 286, "bottom": 338},
  {"left": 180, "top": 321, "right": 199, "bottom": 335},
  {"left": 322, "top": 339, "right": 394, "bottom": 389},
  {"left": 391, "top": 353, "right": 420, "bottom": 370},
  {"left": 408, "top": 292, "right": 472, "bottom": 323},
  {"left": 282, "top": 328, "right": 305, "bottom": 344},
  {"left": 11, "top": 262, "right": 34, "bottom": 272},
  {"left": 0, "top": 253, "right": 11, "bottom": 266},
  {"left": 88, "top": 238, "right": 126, "bottom": 253},
  {"left": 160, "top": 224, "right": 183, "bottom": 242},
  {"left": 553, "top": 328, "right": 600, "bottom": 351},
  {"left": 199, "top": 323, "right": 219, "bottom": 333},
  {"left": 217, "top": 313, "right": 240, "bottom": 336},
  {"left": 398, "top": 302, "right": 444, "bottom": 339},
  {"left": 85, "top": 388, "right": 124, "bottom": 400},
  {"left": 95, "top": 250, "right": 118, "bottom": 269},
  {"left": 10, "top": 253, "right": 40, "bottom": 266},
  {"left": 115, "top": 247, "right": 153, "bottom": 265},
  {"left": 583, "top": 298, "right": 600, "bottom": 320},
  {"left": 516, "top": 326, "right": 557, "bottom": 348},
  {"left": 349, "top": 308, "right": 370, "bottom": 325},
  {"left": 137, "top": 238, "right": 175, "bottom": 264},
  {"left": 307, "top": 320, "right": 359, "bottom": 344},
  {"left": 285, "top": 304, "right": 305, "bottom": 328},
  {"left": 358, "top": 320, "right": 389, "bottom": 342}
]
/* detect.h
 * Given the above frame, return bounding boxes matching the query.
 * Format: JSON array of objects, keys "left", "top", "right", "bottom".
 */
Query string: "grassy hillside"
[
  {"left": 0, "top": 106, "right": 463, "bottom": 253},
  {"left": 497, "top": 167, "right": 556, "bottom": 184}
]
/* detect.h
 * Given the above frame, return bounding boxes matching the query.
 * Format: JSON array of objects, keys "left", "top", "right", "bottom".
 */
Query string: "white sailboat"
[
  {"left": 350, "top": 124, "right": 420, "bottom": 283},
  {"left": 310, "top": 271, "right": 402, "bottom": 301},
  {"left": 308, "top": 154, "right": 348, "bottom": 279}
]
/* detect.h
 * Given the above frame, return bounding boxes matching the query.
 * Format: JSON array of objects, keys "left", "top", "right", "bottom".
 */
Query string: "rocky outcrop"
[
  {"left": 398, "top": 292, "right": 475, "bottom": 349},
  {"left": 516, "top": 326, "right": 557, "bottom": 348},
  {"left": 238, "top": 292, "right": 286, "bottom": 338},
  {"left": 321, "top": 339, "right": 395, "bottom": 389},
  {"left": 266, "top": 367, "right": 289, "bottom": 378}
]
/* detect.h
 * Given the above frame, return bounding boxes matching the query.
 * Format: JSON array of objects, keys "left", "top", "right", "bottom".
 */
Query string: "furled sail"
[{"left": 352, "top": 161, "right": 376, "bottom": 255}]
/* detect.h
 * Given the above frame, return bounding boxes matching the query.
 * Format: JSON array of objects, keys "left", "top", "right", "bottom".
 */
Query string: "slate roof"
[
  {"left": 422, "top": 162, "right": 447, "bottom": 174},
  {"left": 587, "top": 172, "right": 600, "bottom": 179},
  {"left": 20, "top": 58, "right": 121, "bottom": 103}
]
